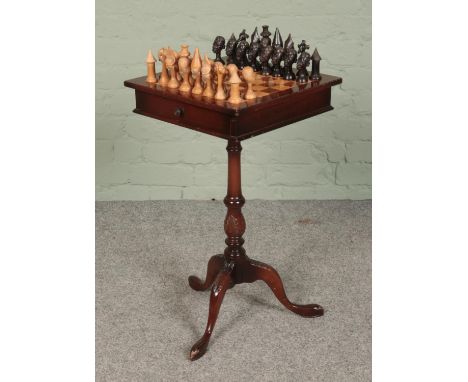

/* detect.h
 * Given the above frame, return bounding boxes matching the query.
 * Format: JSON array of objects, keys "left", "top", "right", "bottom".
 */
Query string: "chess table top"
[{"left": 124, "top": 72, "right": 342, "bottom": 140}]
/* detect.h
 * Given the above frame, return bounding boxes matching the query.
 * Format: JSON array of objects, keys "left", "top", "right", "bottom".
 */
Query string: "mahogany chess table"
[{"left": 124, "top": 72, "right": 342, "bottom": 360}]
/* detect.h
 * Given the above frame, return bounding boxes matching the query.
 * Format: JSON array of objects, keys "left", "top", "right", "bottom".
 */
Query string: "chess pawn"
[
  {"left": 214, "top": 62, "right": 227, "bottom": 100},
  {"left": 226, "top": 64, "right": 242, "bottom": 104},
  {"left": 165, "top": 49, "right": 180, "bottom": 89},
  {"left": 201, "top": 54, "right": 214, "bottom": 98},
  {"left": 158, "top": 48, "right": 170, "bottom": 87},
  {"left": 310, "top": 48, "right": 322, "bottom": 81},
  {"left": 242, "top": 66, "right": 256, "bottom": 100},
  {"left": 191, "top": 48, "right": 203, "bottom": 95},
  {"left": 178, "top": 56, "right": 191, "bottom": 93},
  {"left": 146, "top": 50, "right": 157, "bottom": 83}
]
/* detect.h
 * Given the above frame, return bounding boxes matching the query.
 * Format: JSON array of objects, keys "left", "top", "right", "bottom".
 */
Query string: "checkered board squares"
[{"left": 229, "top": 73, "right": 296, "bottom": 100}]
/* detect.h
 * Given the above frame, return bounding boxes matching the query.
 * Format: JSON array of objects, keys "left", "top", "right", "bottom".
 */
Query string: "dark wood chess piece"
[
  {"left": 212, "top": 36, "right": 226, "bottom": 65},
  {"left": 283, "top": 33, "right": 292, "bottom": 51},
  {"left": 310, "top": 48, "right": 322, "bottom": 81},
  {"left": 259, "top": 39, "right": 273, "bottom": 76},
  {"left": 226, "top": 33, "right": 237, "bottom": 65},
  {"left": 260, "top": 25, "right": 272, "bottom": 46},
  {"left": 296, "top": 40, "right": 311, "bottom": 83},
  {"left": 235, "top": 29, "right": 250, "bottom": 69},
  {"left": 246, "top": 27, "right": 262, "bottom": 71},
  {"left": 271, "top": 46, "right": 284, "bottom": 77},
  {"left": 271, "top": 28, "right": 284, "bottom": 77},
  {"left": 272, "top": 27, "right": 283, "bottom": 48},
  {"left": 282, "top": 38, "right": 297, "bottom": 80},
  {"left": 188, "top": 139, "right": 324, "bottom": 361}
]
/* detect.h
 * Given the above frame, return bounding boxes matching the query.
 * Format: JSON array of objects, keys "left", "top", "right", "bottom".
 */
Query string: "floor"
[{"left": 96, "top": 200, "right": 371, "bottom": 381}]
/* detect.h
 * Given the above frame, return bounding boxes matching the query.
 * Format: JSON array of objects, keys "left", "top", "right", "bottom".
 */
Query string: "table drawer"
[{"left": 134, "top": 91, "right": 231, "bottom": 139}]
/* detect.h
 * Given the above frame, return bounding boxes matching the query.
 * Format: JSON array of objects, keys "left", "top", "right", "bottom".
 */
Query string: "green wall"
[{"left": 96, "top": 0, "right": 371, "bottom": 200}]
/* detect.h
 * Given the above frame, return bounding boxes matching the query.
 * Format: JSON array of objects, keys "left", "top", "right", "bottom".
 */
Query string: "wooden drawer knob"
[{"left": 174, "top": 107, "right": 184, "bottom": 117}]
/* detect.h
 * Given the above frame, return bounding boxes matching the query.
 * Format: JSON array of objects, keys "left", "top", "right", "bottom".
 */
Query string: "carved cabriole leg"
[
  {"left": 243, "top": 259, "right": 324, "bottom": 317},
  {"left": 188, "top": 254, "right": 224, "bottom": 291},
  {"left": 189, "top": 263, "right": 234, "bottom": 361}
]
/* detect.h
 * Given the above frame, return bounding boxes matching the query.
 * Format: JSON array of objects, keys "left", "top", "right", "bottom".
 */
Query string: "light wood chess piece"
[
  {"left": 158, "top": 48, "right": 170, "bottom": 87},
  {"left": 191, "top": 48, "right": 203, "bottom": 95},
  {"left": 178, "top": 55, "right": 192, "bottom": 93},
  {"left": 201, "top": 54, "right": 214, "bottom": 98},
  {"left": 179, "top": 44, "right": 191, "bottom": 58},
  {"left": 214, "top": 62, "right": 227, "bottom": 100},
  {"left": 227, "top": 64, "right": 242, "bottom": 104},
  {"left": 242, "top": 66, "right": 256, "bottom": 100},
  {"left": 165, "top": 48, "right": 180, "bottom": 89},
  {"left": 146, "top": 50, "right": 157, "bottom": 84}
]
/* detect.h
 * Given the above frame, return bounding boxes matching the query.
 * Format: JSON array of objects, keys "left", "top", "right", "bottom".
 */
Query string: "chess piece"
[
  {"left": 191, "top": 48, "right": 203, "bottom": 95},
  {"left": 178, "top": 55, "right": 192, "bottom": 93},
  {"left": 165, "top": 48, "right": 180, "bottom": 89},
  {"left": 212, "top": 36, "right": 226, "bottom": 65},
  {"left": 282, "top": 38, "right": 297, "bottom": 80},
  {"left": 235, "top": 29, "right": 249, "bottom": 69},
  {"left": 259, "top": 39, "right": 273, "bottom": 76},
  {"left": 247, "top": 27, "right": 262, "bottom": 71},
  {"left": 214, "top": 62, "right": 227, "bottom": 100},
  {"left": 158, "top": 48, "right": 170, "bottom": 87},
  {"left": 296, "top": 40, "right": 311, "bottom": 83},
  {"left": 283, "top": 33, "right": 292, "bottom": 51},
  {"left": 226, "top": 64, "right": 242, "bottom": 104},
  {"left": 146, "top": 50, "right": 157, "bottom": 83},
  {"left": 201, "top": 54, "right": 215, "bottom": 98},
  {"left": 179, "top": 44, "right": 191, "bottom": 58},
  {"left": 271, "top": 45, "right": 284, "bottom": 77},
  {"left": 246, "top": 40, "right": 261, "bottom": 72},
  {"left": 272, "top": 27, "right": 283, "bottom": 48},
  {"left": 242, "top": 66, "right": 256, "bottom": 100},
  {"left": 260, "top": 25, "right": 272, "bottom": 46},
  {"left": 310, "top": 48, "right": 322, "bottom": 81},
  {"left": 225, "top": 33, "right": 237, "bottom": 65}
]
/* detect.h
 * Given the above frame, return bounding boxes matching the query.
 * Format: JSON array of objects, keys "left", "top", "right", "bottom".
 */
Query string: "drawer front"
[
  {"left": 134, "top": 91, "right": 231, "bottom": 139},
  {"left": 236, "top": 87, "right": 332, "bottom": 140}
]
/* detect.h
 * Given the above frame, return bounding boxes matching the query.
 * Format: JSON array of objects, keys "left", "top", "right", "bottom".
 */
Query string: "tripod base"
[{"left": 188, "top": 253, "right": 323, "bottom": 361}]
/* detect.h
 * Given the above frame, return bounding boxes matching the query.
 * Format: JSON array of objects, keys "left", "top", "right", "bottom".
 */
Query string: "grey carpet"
[{"left": 96, "top": 200, "right": 371, "bottom": 382}]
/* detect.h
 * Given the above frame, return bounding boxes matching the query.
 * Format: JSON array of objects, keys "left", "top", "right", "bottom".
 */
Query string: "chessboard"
[{"left": 125, "top": 71, "right": 341, "bottom": 113}]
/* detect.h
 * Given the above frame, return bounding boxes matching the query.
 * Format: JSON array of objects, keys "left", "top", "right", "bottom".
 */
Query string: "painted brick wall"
[{"left": 96, "top": 0, "right": 371, "bottom": 200}]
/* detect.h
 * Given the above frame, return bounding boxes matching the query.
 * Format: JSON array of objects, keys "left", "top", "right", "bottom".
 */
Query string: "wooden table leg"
[{"left": 188, "top": 138, "right": 323, "bottom": 361}]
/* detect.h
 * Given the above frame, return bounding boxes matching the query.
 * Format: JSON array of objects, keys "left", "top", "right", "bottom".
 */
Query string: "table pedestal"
[{"left": 188, "top": 139, "right": 324, "bottom": 361}]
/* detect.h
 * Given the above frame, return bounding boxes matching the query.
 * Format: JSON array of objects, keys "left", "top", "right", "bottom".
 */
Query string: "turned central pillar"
[{"left": 223, "top": 139, "right": 246, "bottom": 262}]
